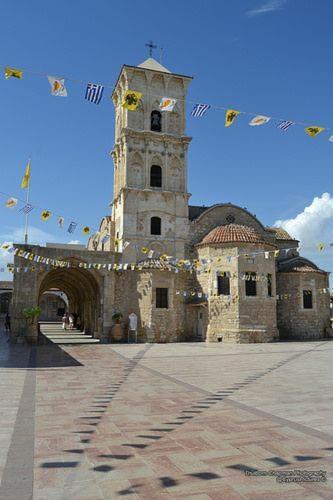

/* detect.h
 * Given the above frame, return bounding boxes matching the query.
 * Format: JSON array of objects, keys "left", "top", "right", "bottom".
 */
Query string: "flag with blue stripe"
[
  {"left": 85, "top": 83, "right": 104, "bottom": 104},
  {"left": 191, "top": 103, "right": 211, "bottom": 118}
]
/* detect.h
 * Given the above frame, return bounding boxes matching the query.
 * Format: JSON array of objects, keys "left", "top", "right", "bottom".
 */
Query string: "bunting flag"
[
  {"left": 41, "top": 210, "right": 51, "bottom": 221},
  {"left": 122, "top": 90, "right": 142, "bottom": 110},
  {"left": 159, "top": 97, "right": 177, "bottom": 112},
  {"left": 21, "top": 160, "right": 31, "bottom": 189},
  {"left": 19, "top": 203, "right": 34, "bottom": 214},
  {"left": 5, "top": 197, "right": 18, "bottom": 208},
  {"left": 123, "top": 241, "right": 130, "bottom": 249},
  {"left": 277, "top": 120, "right": 295, "bottom": 131},
  {"left": 67, "top": 221, "right": 77, "bottom": 233},
  {"left": 329, "top": 135, "right": 333, "bottom": 143},
  {"left": 225, "top": 109, "right": 240, "bottom": 127},
  {"left": 141, "top": 247, "right": 148, "bottom": 254},
  {"left": 249, "top": 115, "right": 271, "bottom": 126},
  {"left": 191, "top": 103, "right": 210, "bottom": 117},
  {"left": 58, "top": 216, "right": 64, "bottom": 228},
  {"left": 101, "top": 235, "right": 110, "bottom": 244},
  {"left": 4, "top": 67, "right": 23, "bottom": 79},
  {"left": 82, "top": 226, "right": 90, "bottom": 235},
  {"left": 305, "top": 126, "right": 325, "bottom": 137},
  {"left": 0, "top": 242, "right": 12, "bottom": 251},
  {"left": 85, "top": 83, "right": 104, "bottom": 104},
  {"left": 317, "top": 242, "right": 324, "bottom": 251},
  {"left": 47, "top": 76, "right": 68, "bottom": 97}
]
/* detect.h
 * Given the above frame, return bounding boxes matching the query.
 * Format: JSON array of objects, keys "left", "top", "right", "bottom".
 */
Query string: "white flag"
[
  {"left": 159, "top": 97, "right": 177, "bottom": 112},
  {"left": 329, "top": 135, "right": 333, "bottom": 142},
  {"left": 148, "top": 249, "right": 154, "bottom": 259},
  {"left": 249, "top": 115, "right": 271, "bottom": 126},
  {"left": 47, "top": 76, "right": 68, "bottom": 97},
  {"left": 58, "top": 216, "right": 65, "bottom": 228}
]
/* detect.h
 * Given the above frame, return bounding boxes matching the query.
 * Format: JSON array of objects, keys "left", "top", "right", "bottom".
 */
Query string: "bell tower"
[{"left": 111, "top": 58, "right": 192, "bottom": 261}]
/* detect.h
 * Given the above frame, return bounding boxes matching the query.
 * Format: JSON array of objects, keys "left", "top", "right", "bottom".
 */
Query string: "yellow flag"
[
  {"left": 21, "top": 160, "right": 31, "bottom": 189},
  {"left": 274, "top": 250, "right": 280, "bottom": 258},
  {"left": 305, "top": 126, "right": 324, "bottom": 137},
  {"left": 5, "top": 67, "right": 23, "bottom": 79},
  {"left": 82, "top": 226, "right": 90, "bottom": 235},
  {"left": 317, "top": 243, "right": 324, "bottom": 251},
  {"left": 141, "top": 247, "right": 148, "bottom": 254},
  {"left": 41, "top": 210, "right": 51, "bottom": 221},
  {"left": 122, "top": 90, "right": 142, "bottom": 111},
  {"left": 225, "top": 109, "right": 240, "bottom": 127}
]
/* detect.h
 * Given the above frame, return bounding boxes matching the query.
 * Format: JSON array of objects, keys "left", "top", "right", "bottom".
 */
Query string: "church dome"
[{"left": 197, "top": 223, "right": 265, "bottom": 247}]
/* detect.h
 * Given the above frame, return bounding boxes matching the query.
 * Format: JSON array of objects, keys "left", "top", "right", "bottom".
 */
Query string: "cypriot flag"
[
  {"left": 5, "top": 197, "right": 18, "bottom": 208},
  {"left": 47, "top": 76, "right": 68, "bottom": 97},
  {"left": 159, "top": 97, "right": 177, "bottom": 112},
  {"left": 249, "top": 115, "right": 271, "bottom": 126}
]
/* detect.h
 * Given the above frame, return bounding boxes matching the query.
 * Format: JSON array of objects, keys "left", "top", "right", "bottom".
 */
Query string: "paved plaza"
[{"left": 0, "top": 329, "right": 332, "bottom": 499}]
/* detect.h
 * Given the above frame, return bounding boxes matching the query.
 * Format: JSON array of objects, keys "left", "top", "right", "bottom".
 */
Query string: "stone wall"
[
  {"left": 194, "top": 243, "right": 278, "bottom": 343},
  {"left": 113, "top": 269, "right": 190, "bottom": 342},
  {"left": 276, "top": 271, "right": 331, "bottom": 340}
]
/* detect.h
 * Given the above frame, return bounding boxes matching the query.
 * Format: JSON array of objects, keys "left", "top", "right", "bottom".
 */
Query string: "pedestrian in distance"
[
  {"left": 62, "top": 312, "right": 69, "bottom": 331},
  {"left": 69, "top": 314, "right": 74, "bottom": 331}
]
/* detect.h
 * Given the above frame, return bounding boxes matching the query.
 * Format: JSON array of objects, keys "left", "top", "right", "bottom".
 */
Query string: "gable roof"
[{"left": 138, "top": 57, "right": 171, "bottom": 73}]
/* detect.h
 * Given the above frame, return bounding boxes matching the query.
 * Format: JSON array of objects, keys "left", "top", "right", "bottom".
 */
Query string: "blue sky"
[{"left": 1, "top": 0, "right": 333, "bottom": 280}]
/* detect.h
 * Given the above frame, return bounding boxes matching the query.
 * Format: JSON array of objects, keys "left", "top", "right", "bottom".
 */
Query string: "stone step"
[{"left": 39, "top": 322, "right": 100, "bottom": 345}]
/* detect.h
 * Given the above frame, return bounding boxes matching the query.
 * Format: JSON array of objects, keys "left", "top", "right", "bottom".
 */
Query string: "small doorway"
[{"left": 197, "top": 309, "right": 205, "bottom": 340}]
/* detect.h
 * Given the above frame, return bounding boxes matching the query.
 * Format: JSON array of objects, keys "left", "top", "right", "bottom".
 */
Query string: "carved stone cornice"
[{"left": 119, "top": 127, "right": 192, "bottom": 145}]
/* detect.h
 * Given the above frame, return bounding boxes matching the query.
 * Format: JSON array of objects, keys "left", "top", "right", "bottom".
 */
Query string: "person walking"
[
  {"left": 76, "top": 316, "right": 82, "bottom": 331},
  {"left": 62, "top": 312, "right": 69, "bottom": 331},
  {"left": 69, "top": 314, "right": 74, "bottom": 331},
  {"left": 5, "top": 313, "right": 10, "bottom": 332}
]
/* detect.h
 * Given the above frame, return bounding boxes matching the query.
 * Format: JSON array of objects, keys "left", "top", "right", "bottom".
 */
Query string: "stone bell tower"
[{"left": 111, "top": 57, "right": 193, "bottom": 261}]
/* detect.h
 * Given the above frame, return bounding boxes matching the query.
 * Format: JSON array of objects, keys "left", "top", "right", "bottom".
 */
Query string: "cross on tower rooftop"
[{"left": 145, "top": 40, "right": 157, "bottom": 58}]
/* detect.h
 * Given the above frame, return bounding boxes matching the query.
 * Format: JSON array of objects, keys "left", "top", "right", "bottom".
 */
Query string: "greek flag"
[
  {"left": 19, "top": 203, "right": 34, "bottom": 214},
  {"left": 67, "top": 221, "right": 77, "bottom": 234},
  {"left": 85, "top": 83, "right": 104, "bottom": 104},
  {"left": 191, "top": 103, "right": 211, "bottom": 117},
  {"left": 277, "top": 120, "right": 295, "bottom": 131}
]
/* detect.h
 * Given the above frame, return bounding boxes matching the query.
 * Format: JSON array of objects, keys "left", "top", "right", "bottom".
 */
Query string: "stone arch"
[
  {"left": 128, "top": 151, "right": 144, "bottom": 188},
  {"left": 38, "top": 266, "right": 101, "bottom": 336},
  {"left": 168, "top": 156, "right": 183, "bottom": 191},
  {"left": 189, "top": 204, "right": 268, "bottom": 246},
  {"left": 151, "top": 74, "right": 165, "bottom": 95}
]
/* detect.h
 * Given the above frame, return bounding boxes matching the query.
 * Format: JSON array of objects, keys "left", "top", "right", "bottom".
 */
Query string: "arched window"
[
  {"left": 151, "top": 216, "right": 161, "bottom": 235},
  {"left": 150, "top": 165, "right": 162, "bottom": 188},
  {"left": 151, "top": 110, "right": 162, "bottom": 132}
]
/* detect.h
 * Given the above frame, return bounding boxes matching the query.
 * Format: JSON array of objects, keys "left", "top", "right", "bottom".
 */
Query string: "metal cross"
[{"left": 146, "top": 41, "right": 157, "bottom": 58}]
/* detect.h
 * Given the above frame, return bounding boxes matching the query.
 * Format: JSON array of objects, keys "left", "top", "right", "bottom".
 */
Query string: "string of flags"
[{"left": 3, "top": 63, "right": 333, "bottom": 142}]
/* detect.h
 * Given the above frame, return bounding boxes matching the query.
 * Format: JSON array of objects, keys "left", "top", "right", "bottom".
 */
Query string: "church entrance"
[{"left": 38, "top": 267, "right": 101, "bottom": 336}]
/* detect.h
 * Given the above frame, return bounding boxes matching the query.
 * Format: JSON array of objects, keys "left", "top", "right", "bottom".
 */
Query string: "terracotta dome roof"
[
  {"left": 198, "top": 223, "right": 265, "bottom": 246},
  {"left": 266, "top": 227, "right": 295, "bottom": 241}
]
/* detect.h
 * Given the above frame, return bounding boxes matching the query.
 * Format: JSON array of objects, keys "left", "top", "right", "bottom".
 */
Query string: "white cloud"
[
  {"left": 246, "top": 0, "right": 287, "bottom": 17},
  {"left": 68, "top": 240, "right": 81, "bottom": 245},
  {"left": 274, "top": 193, "right": 333, "bottom": 249}
]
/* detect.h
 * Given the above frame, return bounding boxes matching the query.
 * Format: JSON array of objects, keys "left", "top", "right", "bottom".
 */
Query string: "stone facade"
[
  {"left": 10, "top": 58, "right": 331, "bottom": 344},
  {"left": 277, "top": 259, "right": 331, "bottom": 340}
]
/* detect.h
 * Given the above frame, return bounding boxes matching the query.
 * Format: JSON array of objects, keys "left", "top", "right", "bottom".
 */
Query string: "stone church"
[{"left": 10, "top": 58, "right": 331, "bottom": 344}]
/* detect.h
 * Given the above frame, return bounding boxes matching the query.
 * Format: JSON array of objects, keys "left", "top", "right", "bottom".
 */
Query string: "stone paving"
[{"left": 0, "top": 328, "right": 332, "bottom": 499}]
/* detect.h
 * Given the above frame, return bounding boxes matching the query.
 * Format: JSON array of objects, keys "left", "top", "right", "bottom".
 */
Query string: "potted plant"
[
  {"left": 23, "top": 306, "right": 42, "bottom": 324},
  {"left": 20, "top": 306, "right": 42, "bottom": 343},
  {"left": 111, "top": 312, "right": 123, "bottom": 341}
]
